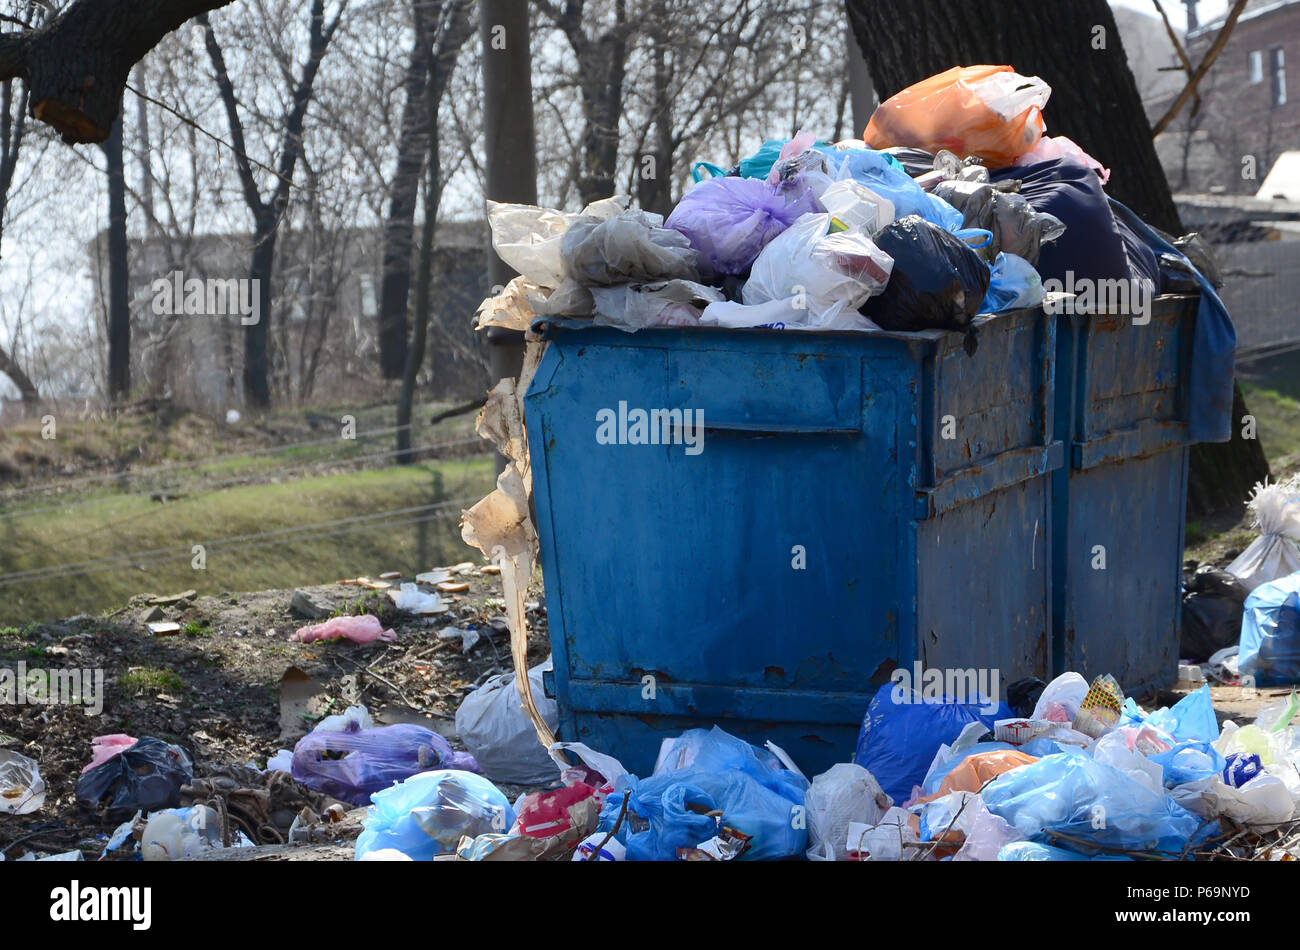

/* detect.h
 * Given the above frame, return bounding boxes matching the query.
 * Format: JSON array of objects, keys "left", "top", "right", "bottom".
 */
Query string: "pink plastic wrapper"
[
  {"left": 1014, "top": 135, "right": 1110, "bottom": 183},
  {"left": 81, "top": 734, "right": 138, "bottom": 774},
  {"left": 292, "top": 614, "right": 396, "bottom": 644}
]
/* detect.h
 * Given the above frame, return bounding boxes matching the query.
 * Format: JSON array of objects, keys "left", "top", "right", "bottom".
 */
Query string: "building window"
[
  {"left": 1249, "top": 50, "right": 1263, "bottom": 83},
  {"left": 1271, "top": 47, "right": 1287, "bottom": 106}
]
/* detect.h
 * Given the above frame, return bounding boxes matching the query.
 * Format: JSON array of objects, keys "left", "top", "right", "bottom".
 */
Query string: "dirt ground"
[{"left": 0, "top": 564, "right": 551, "bottom": 861}]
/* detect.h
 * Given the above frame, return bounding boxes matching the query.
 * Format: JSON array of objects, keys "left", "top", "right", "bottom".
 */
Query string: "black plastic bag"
[
  {"left": 1180, "top": 567, "right": 1251, "bottom": 662},
  {"left": 75, "top": 737, "right": 194, "bottom": 819},
  {"left": 1007, "top": 677, "right": 1047, "bottom": 718},
  {"left": 861, "top": 215, "right": 991, "bottom": 332}
]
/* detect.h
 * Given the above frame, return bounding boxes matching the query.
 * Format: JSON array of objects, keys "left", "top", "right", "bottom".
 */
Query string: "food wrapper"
[{"left": 1072, "top": 674, "right": 1124, "bottom": 739}]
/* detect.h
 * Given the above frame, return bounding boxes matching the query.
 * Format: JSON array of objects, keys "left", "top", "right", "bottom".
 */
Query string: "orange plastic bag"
[
  {"left": 915, "top": 749, "right": 1038, "bottom": 804},
  {"left": 864, "top": 65, "right": 1050, "bottom": 169}
]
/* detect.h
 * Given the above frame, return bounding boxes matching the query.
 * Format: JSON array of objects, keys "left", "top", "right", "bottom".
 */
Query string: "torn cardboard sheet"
[{"left": 461, "top": 340, "right": 554, "bottom": 750}]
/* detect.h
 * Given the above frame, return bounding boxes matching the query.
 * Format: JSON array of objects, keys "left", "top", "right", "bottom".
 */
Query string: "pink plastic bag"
[
  {"left": 82, "top": 734, "right": 138, "bottom": 774},
  {"left": 292, "top": 614, "right": 396, "bottom": 644},
  {"left": 1014, "top": 135, "right": 1110, "bottom": 183}
]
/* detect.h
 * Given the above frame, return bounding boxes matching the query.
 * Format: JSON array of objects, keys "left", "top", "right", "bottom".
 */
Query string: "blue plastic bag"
[
  {"left": 1146, "top": 684, "right": 1221, "bottom": 742},
  {"left": 822, "top": 148, "right": 963, "bottom": 232},
  {"left": 355, "top": 770, "right": 514, "bottom": 860},
  {"left": 853, "top": 688, "right": 1010, "bottom": 804},
  {"left": 1240, "top": 571, "right": 1300, "bottom": 686},
  {"left": 292, "top": 723, "right": 479, "bottom": 807},
  {"left": 998, "top": 841, "right": 1132, "bottom": 861},
  {"left": 665, "top": 176, "right": 820, "bottom": 278},
  {"left": 982, "top": 750, "right": 1215, "bottom": 856},
  {"left": 980, "top": 252, "right": 1044, "bottom": 313},
  {"left": 653, "top": 726, "right": 808, "bottom": 803},
  {"left": 1149, "top": 741, "right": 1225, "bottom": 788},
  {"left": 597, "top": 767, "right": 806, "bottom": 861}
]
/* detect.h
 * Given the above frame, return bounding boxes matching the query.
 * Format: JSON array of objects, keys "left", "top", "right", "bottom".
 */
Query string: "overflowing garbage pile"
[{"left": 478, "top": 64, "right": 1212, "bottom": 341}]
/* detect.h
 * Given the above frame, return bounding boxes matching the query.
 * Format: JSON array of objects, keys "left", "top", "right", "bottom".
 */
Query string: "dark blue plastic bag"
[{"left": 852, "top": 687, "right": 1010, "bottom": 803}]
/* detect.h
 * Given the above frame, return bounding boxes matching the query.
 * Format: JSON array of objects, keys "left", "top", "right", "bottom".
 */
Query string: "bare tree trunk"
[
  {"left": 378, "top": 0, "right": 434, "bottom": 380},
  {"left": 101, "top": 114, "right": 130, "bottom": 404},
  {"left": 479, "top": 0, "right": 537, "bottom": 471},
  {"left": 845, "top": 0, "right": 1269, "bottom": 516},
  {"left": 397, "top": 0, "right": 472, "bottom": 463},
  {"left": 0, "top": 343, "right": 38, "bottom": 403}
]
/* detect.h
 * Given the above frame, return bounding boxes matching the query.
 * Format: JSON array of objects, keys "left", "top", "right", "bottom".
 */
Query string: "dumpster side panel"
[
  {"left": 525, "top": 330, "right": 923, "bottom": 776},
  {"left": 1053, "top": 298, "right": 1197, "bottom": 693},
  {"left": 916, "top": 477, "right": 1052, "bottom": 684},
  {"left": 1060, "top": 448, "right": 1188, "bottom": 692}
]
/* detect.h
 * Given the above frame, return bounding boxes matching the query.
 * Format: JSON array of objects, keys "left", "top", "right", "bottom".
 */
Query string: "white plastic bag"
[
  {"left": 1226, "top": 476, "right": 1300, "bottom": 593},
  {"left": 487, "top": 196, "right": 627, "bottom": 289},
  {"left": 590, "top": 279, "right": 724, "bottom": 331},
  {"left": 1031, "top": 671, "right": 1089, "bottom": 723},
  {"left": 739, "top": 212, "right": 893, "bottom": 328},
  {"left": 455, "top": 658, "right": 561, "bottom": 785},
  {"left": 805, "top": 763, "right": 890, "bottom": 861},
  {"left": 0, "top": 751, "right": 45, "bottom": 815}
]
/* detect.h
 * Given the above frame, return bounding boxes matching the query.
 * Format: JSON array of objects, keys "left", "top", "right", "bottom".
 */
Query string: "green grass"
[
  {"left": 0, "top": 456, "right": 494, "bottom": 625},
  {"left": 1240, "top": 383, "right": 1300, "bottom": 464},
  {"left": 119, "top": 667, "right": 185, "bottom": 694}
]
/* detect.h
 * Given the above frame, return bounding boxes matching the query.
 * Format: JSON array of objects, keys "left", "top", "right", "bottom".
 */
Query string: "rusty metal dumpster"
[{"left": 525, "top": 307, "right": 1061, "bottom": 776}]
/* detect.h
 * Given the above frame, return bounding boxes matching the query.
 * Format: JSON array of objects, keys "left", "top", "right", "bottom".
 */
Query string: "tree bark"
[
  {"left": 100, "top": 114, "right": 131, "bottom": 403},
  {"left": 0, "top": 0, "right": 238, "bottom": 143},
  {"left": 845, "top": 0, "right": 1270, "bottom": 516},
  {"left": 378, "top": 0, "right": 435, "bottom": 381},
  {"left": 397, "top": 0, "right": 473, "bottom": 464}
]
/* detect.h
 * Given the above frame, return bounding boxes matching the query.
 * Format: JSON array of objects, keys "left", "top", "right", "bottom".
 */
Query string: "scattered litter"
[
  {"left": 291, "top": 614, "right": 396, "bottom": 644},
  {"left": 75, "top": 736, "right": 193, "bottom": 819},
  {"left": 147, "top": 621, "right": 181, "bottom": 636},
  {"left": 0, "top": 750, "right": 46, "bottom": 814},
  {"left": 355, "top": 769, "right": 514, "bottom": 861},
  {"left": 1226, "top": 476, "right": 1300, "bottom": 592},
  {"left": 456, "top": 659, "right": 562, "bottom": 785},
  {"left": 291, "top": 722, "right": 478, "bottom": 806},
  {"left": 388, "top": 583, "right": 445, "bottom": 615}
]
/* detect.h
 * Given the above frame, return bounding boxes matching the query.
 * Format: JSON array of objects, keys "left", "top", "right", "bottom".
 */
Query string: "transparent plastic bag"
[
  {"left": 665, "top": 175, "right": 820, "bottom": 278},
  {"left": 980, "top": 252, "right": 1044, "bottom": 313},
  {"left": 355, "top": 770, "right": 515, "bottom": 860},
  {"left": 982, "top": 750, "right": 1214, "bottom": 854},
  {"left": 1226, "top": 476, "right": 1300, "bottom": 592},
  {"left": 0, "top": 751, "right": 45, "bottom": 815},
  {"left": 455, "top": 659, "right": 561, "bottom": 786},
  {"left": 589, "top": 279, "right": 724, "bottom": 331},
  {"left": 1239, "top": 570, "right": 1300, "bottom": 687},
  {"left": 805, "top": 763, "right": 890, "bottom": 861},
  {"left": 487, "top": 196, "right": 627, "bottom": 289},
  {"left": 292, "top": 723, "right": 479, "bottom": 807},
  {"left": 561, "top": 209, "right": 700, "bottom": 287},
  {"left": 741, "top": 212, "right": 893, "bottom": 328}
]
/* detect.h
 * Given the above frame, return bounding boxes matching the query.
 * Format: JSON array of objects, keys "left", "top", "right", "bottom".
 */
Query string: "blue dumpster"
[
  {"left": 526, "top": 308, "right": 1062, "bottom": 777},
  {"left": 1051, "top": 296, "right": 1199, "bottom": 694}
]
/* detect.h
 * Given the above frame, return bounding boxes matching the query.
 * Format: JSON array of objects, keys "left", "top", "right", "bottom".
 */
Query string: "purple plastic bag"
[
  {"left": 291, "top": 723, "right": 479, "bottom": 806},
  {"left": 665, "top": 176, "right": 820, "bottom": 278}
]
